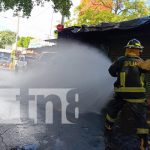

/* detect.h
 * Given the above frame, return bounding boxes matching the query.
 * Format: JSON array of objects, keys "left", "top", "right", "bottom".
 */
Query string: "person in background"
[{"left": 9, "top": 49, "right": 16, "bottom": 70}]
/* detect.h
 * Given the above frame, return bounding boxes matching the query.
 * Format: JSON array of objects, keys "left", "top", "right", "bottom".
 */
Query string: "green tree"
[
  {"left": 66, "top": 0, "right": 150, "bottom": 26},
  {"left": 0, "top": 0, "right": 72, "bottom": 17},
  {"left": 0, "top": 31, "right": 16, "bottom": 48},
  {"left": 120, "top": 0, "right": 150, "bottom": 20},
  {"left": 17, "top": 36, "right": 32, "bottom": 48}
]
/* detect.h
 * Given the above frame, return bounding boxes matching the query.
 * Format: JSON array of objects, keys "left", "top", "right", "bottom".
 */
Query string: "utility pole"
[
  {"left": 15, "top": 13, "right": 20, "bottom": 51},
  {"left": 10, "top": 13, "right": 20, "bottom": 70},
  {"left": 50, "top": 11, "right": 54, "bottom": 39}
]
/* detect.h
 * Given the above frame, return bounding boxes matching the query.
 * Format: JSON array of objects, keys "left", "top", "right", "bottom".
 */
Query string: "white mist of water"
[
  {"left": 0, "top": 40, "right": 115, "bottom": 116},
  {"left": 21, "top": 40, "right": 114, "bottom": 113}
]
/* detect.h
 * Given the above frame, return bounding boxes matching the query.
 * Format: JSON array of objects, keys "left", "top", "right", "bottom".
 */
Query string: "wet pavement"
[{"left": 0, "top": 112, "right": 104, "bottom": 150}]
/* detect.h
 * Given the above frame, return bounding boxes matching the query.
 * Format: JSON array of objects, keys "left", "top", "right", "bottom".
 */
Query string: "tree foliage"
[
  {"left": 0, "top": 31, "right": 16, "bottom": 48},
  {"left": 66, "top": 0, "right": 150, "bottom": 26},
  {"left": 78, "top": 0, "right": 113, "bottom": 14},
  {"left": 0, "top": 0, "right": 72, "bottom": 17},
  {"left": 17, "top": 36, "right": 32, "bottom": 48}
]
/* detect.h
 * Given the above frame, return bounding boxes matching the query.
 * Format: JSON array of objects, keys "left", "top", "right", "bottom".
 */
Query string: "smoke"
[{"left": 0, "top": 40, "right": 115, "bottom": 114}]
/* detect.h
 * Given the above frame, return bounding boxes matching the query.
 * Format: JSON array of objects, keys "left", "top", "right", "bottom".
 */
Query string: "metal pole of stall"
[{"left": 61, "top": 15, "right": 65, "bottom": 25}]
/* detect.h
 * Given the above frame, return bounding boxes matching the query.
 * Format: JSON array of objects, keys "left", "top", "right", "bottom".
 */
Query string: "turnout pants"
[{"left": 105, "top": 93, "right": 149, "bottom": 149}]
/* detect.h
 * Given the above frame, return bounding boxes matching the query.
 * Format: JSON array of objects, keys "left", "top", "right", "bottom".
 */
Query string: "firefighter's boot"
[
  {"left": 104, "top": 120, "right": 114, "bottom": 150},
  {"left": 139, "top": 134, "right": 149, "bottom": 150}
]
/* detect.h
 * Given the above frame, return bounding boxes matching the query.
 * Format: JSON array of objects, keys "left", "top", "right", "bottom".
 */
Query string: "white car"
[{"left": 15, "top": 55, "right": 27, "bottom": 72}]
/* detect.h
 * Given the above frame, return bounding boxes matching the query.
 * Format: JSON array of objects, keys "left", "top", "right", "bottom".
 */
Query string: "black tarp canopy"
[
  {"left": 59, "top": 16, "right": 150, "bottom": 36},
  {"left": 59, "top": 16, "right": 150, "bottom": 58}
]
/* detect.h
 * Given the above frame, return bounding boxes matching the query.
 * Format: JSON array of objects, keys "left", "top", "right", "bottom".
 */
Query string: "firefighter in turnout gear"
[{"left": 104, "top": 39, "right": 149, "bottom": 150}]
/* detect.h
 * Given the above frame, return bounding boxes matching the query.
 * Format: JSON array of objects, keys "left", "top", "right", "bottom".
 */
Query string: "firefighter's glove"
[{"left": 137, "top": 59, "right": 150, "bottom": 71}]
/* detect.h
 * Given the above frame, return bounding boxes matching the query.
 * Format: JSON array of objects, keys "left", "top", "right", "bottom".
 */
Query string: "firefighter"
[{"left": 104, "top": 39, "right": 149, "bottom": 149}]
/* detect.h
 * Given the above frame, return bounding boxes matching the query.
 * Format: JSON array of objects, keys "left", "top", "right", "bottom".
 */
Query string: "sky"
[
  {"left": 0, "top": 0, "right": 81, "bottom": 39},
  {"left": 0, "top": 0, "right": 149, "bottom": 39}
]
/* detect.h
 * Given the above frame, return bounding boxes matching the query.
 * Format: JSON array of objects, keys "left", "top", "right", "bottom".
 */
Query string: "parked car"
[
  {"left": 37, "top": 52, "right": 57, "bottom": 65},
  {"left": 15, "top": 54, "right": 38, "bottom": 72},
  {"left": 0, "top": 52, "right": 11, "bottom": 70}
]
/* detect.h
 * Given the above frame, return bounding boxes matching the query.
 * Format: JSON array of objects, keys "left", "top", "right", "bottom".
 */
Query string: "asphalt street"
[{"left": 0, "top": 70, "right": 105, "bottom": 150}]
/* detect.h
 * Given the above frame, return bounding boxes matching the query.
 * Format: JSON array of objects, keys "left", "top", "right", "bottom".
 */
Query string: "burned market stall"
[{"left": 59, "top": 17, "right": 150, "bottom": 59}]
